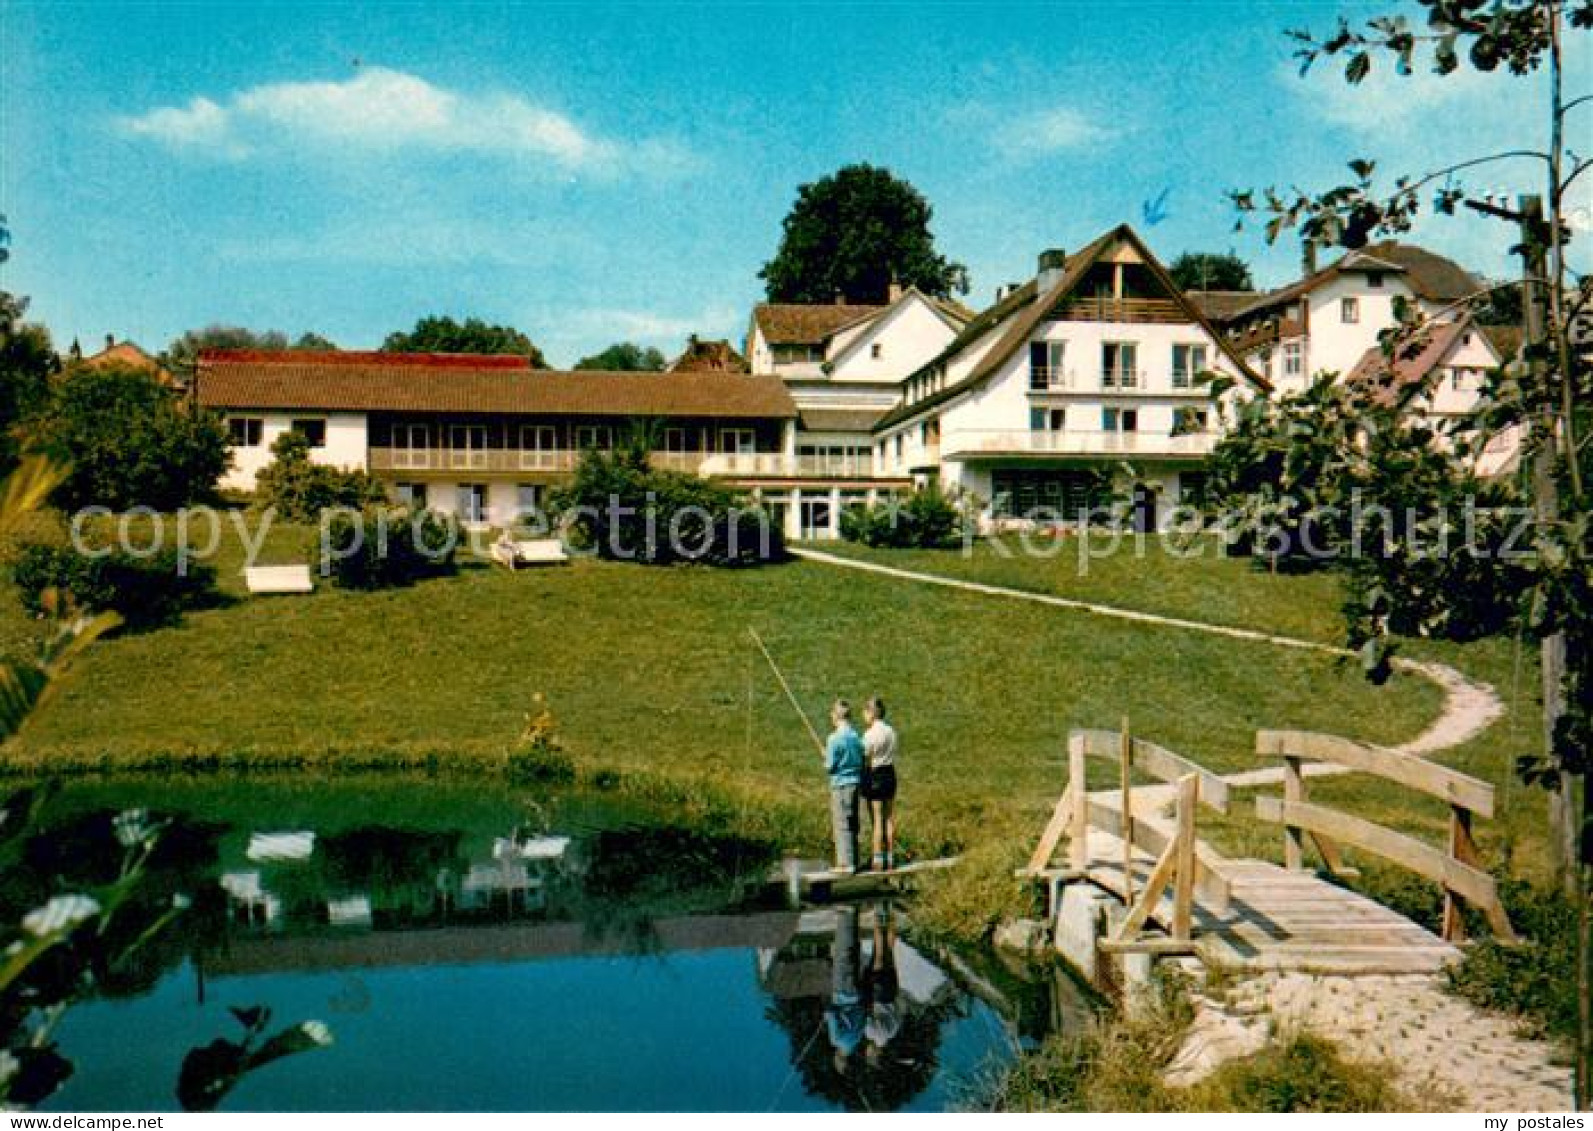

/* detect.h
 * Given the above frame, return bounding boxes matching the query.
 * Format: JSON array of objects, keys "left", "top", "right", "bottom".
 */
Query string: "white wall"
[
  {"left": 827, "top": 295, "right": 959, "bottom": 383},
  {"left": 221, "top": 411, "right": 367, "bottom": 492}
]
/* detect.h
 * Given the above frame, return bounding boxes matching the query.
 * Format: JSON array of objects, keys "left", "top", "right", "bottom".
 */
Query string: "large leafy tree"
[
  {"left": 760, "top": 164, "right": 969, "bottom": 304},
  {"left": 381, "top": 315, "right": 548, "bottom": 367},
  {"left": 1168, "top": 251, "right": 1256, "bottom": 292},
  {"left": 1232, "top": 0, "right": 1592, "bottom": 1104},
  {"left": 0, "top": 293, "right": 58, "bottom": 477},
  {"left": 32, "top": 362, "right": 230, "bottom": 512},
  {"left": 573, "top": 342, "right": 666, "bottom": 372}
]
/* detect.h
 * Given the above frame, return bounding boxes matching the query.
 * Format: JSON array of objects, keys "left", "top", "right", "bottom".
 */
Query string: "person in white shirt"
[{"left": 861, "top": 696, "right": 899, "bottom": 872}]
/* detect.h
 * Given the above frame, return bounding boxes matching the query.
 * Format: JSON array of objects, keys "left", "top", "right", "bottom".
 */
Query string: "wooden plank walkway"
[{"left": 1076, "top": 828, "right": 1460, "bottom": 975}]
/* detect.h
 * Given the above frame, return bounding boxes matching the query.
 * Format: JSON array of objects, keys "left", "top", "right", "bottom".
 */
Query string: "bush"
[
  {"left": 840, "top": 484, "right": 967, "bottom": 549},
  {"left": 11, "top": 543, "right": 219, "bottom": 630},
  {"left": 1446, "top": 880, "right": 1576, "bottom": 1041},
  {"left": 319, "top": 507, "right": 457, "bottom": 590},
  {"left": 256, "top": 432, "right": 386, "bottom": 523},
  {"left": 553, "top": 439, "right": 785, "bottom": 567}
]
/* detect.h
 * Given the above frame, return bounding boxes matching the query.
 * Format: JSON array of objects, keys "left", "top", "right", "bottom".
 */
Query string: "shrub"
[
  {"left": 318, "top": 507, "right": 457, "bottom": 590},
  {"left": 840, "top": 484, "right": 967, "bottom": 549},
  {"left": 1446, "top": 880, "right": 1576, "bottom": 1041},
  {"left": 553, "top": 439, "right": 785, "bottom": 567},
  {"left": 255, "top": 432, "right": 385, "bottom": 523},
  {"left": 11, "top": 543, "right": 219, "bottom": 630}
]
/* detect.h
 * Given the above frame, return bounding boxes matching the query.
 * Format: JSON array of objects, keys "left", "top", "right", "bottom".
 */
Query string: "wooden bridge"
[{"left": 1022, "top": 723, "right": 1515, "bottom": 977}]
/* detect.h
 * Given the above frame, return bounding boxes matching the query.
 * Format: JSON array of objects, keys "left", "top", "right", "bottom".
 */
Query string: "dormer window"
[{"left": 1367, "top": 272, "right": 1384, "bottom": 288}]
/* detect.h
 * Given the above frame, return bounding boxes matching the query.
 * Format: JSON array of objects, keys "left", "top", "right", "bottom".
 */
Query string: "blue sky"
[{"left": 3, "top": 1, "right": 1587, "bottom": 366}]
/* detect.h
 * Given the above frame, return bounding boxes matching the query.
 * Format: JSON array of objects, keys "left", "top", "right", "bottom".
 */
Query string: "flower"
[
  {"left": 21, "top": 895, "right": 100, "bottom": 937},
  {"left": 299, "top": 1021, "right": 333, "bottom": 1047}
]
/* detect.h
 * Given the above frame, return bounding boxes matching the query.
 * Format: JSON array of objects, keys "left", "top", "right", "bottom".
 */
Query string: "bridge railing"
[
  {"left": 1254, "top": 729, "right": 1516, "bottom": 943},
  {"left": 1023, "top": 720, "right": 1232, "bottom": 954}
]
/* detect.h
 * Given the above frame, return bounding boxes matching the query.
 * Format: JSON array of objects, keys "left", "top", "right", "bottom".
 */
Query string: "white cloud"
[
  {"left": 118, "top": 66, "right": 672, "bottom": 173},
  {"left": 569, "top": 304, "right": 742, "bottom": 345},
  {"left": 949, "top": 101, "right": 1117, "bottom": 161}
]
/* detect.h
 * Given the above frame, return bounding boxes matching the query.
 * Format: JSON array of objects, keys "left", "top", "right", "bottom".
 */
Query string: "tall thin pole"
[{"left": 749, "top": 628, "right": 826, "bottom": 754}]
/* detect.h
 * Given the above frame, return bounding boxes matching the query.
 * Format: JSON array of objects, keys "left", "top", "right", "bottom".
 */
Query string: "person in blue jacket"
[{"left": 824, "top": 699, "right": 865, "bottom": 874}]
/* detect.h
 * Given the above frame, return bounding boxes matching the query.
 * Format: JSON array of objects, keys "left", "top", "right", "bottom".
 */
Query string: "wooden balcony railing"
[
  {"left": 368, "top": 448, "right": 711, "bottom": 474},
  {"left": 1051, "top": 296, "right": 1187, "bottom": 324},
  {"left": 941, "top": 430, "right": 1216, "bottom": 459}
]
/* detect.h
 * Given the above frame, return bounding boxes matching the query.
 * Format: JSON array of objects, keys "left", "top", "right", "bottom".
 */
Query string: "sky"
[{"left": 2, "top": 0, "right": 1589, "bottom": 367}]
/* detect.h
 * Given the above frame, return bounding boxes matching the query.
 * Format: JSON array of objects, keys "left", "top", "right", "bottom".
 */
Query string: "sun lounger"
[
  {"left": 492, "top": 538, "right": 570, "bottom": 569},
  {"left": 243, "top": 564, "right": 315, "bottom": 595}
]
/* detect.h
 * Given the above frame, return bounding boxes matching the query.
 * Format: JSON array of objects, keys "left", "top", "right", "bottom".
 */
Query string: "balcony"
[
  {"left": 1100, "top": 368, "right": 1144, "bottom": 391},
  {"left": 1028, "top": 368, "right": 1078, "bottom": 392},
  {"left": 697, "top": 452, "right": 881, "bottom": 479},
  {"left": 941, "top": 429, "right": 1216, "bottom": 460},
  {"left": 369, "top": 448, "right": 711, "bottom": 475},
  {"left": 1051, "top": 296, "right": 1186, "bottom": 324}
]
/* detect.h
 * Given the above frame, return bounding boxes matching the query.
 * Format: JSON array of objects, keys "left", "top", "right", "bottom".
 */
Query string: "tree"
[
  {"left": 573, "top": 342, "right": 666, "bottom": 372},
  {"left": 162, "top": 326, "right": 334, "bottom": 384},
  {"left": 1232, "top": 0, "right": 1592, "bottom": 1105},
  {"left": 1168, "top": 251, "right": 1256, "bottom": 292},
  {"left": 32, "top": 362, "right": 229, "bottom": 512},
  {"left": 254, "top": 431, "right": 385, "bottom": 522},
  {"left": 381, "top": 316, "right": 548, "bottom": 367},
  {"left": 0, "top": 293, "right": 58, "bottom": 477},
  {"left": 760, "top": 164, "right": 969, "bottom": 304}
]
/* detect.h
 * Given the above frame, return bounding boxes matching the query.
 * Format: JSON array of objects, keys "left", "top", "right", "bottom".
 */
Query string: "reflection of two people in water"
[{"left": 761, "top": 899, "right": 967, "bottom": 1112}]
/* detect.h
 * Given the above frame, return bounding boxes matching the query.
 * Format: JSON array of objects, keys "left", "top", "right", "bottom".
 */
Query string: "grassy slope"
[
  {"left": 820, "top": 539, "right": 1551, "bottom": 881},
  {"left": 0, "top": 527, "right": 1448, "bottom": 862}
]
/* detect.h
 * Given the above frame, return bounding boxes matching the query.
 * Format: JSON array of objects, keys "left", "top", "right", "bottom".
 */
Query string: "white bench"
[
  {"left": 243, "top": 564, "right": 315, "bottom": 595},
  {"left": 492, "top": 538, "right": 570, "bottom": 569}
]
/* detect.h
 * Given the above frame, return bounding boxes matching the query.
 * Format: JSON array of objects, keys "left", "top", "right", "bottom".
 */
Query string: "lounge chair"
[{"left": 492, "top": 537, "right": 570, "bottom": 569}]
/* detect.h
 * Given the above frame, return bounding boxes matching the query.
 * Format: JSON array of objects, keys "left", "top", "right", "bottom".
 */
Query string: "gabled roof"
[
  {"left": 1187, "top": 290, "right": 1260, "bottom": 321},
  {"left": 822, "top": 286, "right": 972, "bottom": 371},
  {"left": 799, "top": 406, "right": 889, "bottom": 433},
  {"left": 667, "top": 336, "right": 748, "bottom": 373},
  {"left": 195, "top": 349, "right": 797, "bottom": 419},
  {"left": 874, "top": 224, "right": 1268, "bottom": 433},
  {"left": 1226, "top": 242, "right": 1480, "bottom": 323},
  {"left": 751, "top": 303, "right": 886, "bottom": 346},
  {"left": 1345, "top": 317, "right": 1499, "bottom": 406}
]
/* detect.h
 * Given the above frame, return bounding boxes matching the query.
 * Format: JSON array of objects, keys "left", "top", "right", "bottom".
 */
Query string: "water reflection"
[{"left": 2, "top": 784, "right": 1082, "bottom": 1112}]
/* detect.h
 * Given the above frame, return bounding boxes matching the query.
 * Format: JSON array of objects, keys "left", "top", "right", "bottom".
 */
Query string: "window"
[
  {"left": 1103, "top": 407, "right": 1139, "bottom": 433},
  {"left": 719, "top": 428, "right": 756, "bottom": 454},
  {"left": 516, "top": 483, "right": 544, "bottom": 518},
  {"left": 394, "top": 482, "right": 428, "bottom": 510},
  {"left": 228, "top": 417, "right": 263, "bottom": 447},
  {"left": 291, "top": 418, "right": 326, "bottom": 448},
  {"left": 574, "top": 425, "right": 612, "bottom": 451},
  {"left": 1171, "top": 344, "right": 1207, "bottom": 389},
  {"left": 457, "top": 483, "right": 487, "bottom": 524},
  {"left": 870, "top": 343, "right": 883, "bottom": 360},
  {"left": 450, "top": 424, "right": 489, "bottom": 469},
  {"left": 663, "top": 427, "right": 688, "bottom": 453},
  {"left": 773, "top": 344, "right": 824, "bottom": 365},
  {"left": 1029, "top": 341, "right": 1068, "bottom": 390},
  {"left": 520, "top": 425, "right": 557, "bottom": 469},
  {"left": 799, "top": 498, "right": 833, "bottom": 538},
  {"left": 991, "top": 470, "right": 1111, "bottom": 520},
  {"left": 1172, "top": 407, "right": 1209, "bottom": 436},
  {"left": 1341, "top": 297, "right": 1360, "bottom": 323},
  {"left": 1366, "top": 272, "right": 1384, "bottom": 289},
  {"left": 1282, "top": 342, "right": 1304, "bottom": 378},
  {"left": 1179, "top": 471, "right": 1208, "bottom": 506},
  {"left": 1029, "top": 407, "right": 1065, "bottom": 432},
  {"left": 1102, "top": 342, "right": 1138, "bottom": 388}
]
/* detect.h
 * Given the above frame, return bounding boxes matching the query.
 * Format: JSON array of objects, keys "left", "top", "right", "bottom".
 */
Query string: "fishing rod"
[{"left": 747, "top": 628, "right": 826, "bottom": 754}]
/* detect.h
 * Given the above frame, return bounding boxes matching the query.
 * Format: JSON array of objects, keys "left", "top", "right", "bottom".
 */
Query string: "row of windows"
[
  {"left": 1024, "top": 405, "right": 1210, "bottom": 435},
  {"left": 1027, "top": 341, "right": 1210, "bottom": 391},
  {"left": 227, "top": 419, "right": 763, "bottom": 455},
  {"left": 393, "top": 482, "right": 548, "bottom": 523}
]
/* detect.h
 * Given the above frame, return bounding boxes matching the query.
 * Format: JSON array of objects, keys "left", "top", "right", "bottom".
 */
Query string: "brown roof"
[
  {"left": 875, "top": 224, "right": 1268, "bottom": 432},
  {"left": 1346, "top": 319, "right": 1498, "bottom": 406},
  {"left": 752, "top": 303, "right": 885, "bottom": 345},
  {"left": 667, "top": 336, "right": 748, "bottom": 373},
  {"left": 80, "top": 340, "right": 175, "bottom": 384},
  {"left": 799, "top": 407, "right": 889, "bottom": 433},
  {"left": 1479, "top": 323, "right": 1524, "bottom": 360},
  {"left": 1187, "top": 290, "right": 1259, "bottom": 321},
  {"left": 195, "top": 349, "right": 797, "bottom": 419},
  {"left": 1226, "top": 242, "right": 1480, "bottom": 324}
]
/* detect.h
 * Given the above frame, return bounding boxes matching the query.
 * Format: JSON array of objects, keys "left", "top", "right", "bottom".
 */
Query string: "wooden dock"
[{"left": 773, "top": 856, "right": 961, "bottom": 904}]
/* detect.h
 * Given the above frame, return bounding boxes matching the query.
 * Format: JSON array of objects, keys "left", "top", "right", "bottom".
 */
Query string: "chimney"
[
  {"left": 887, "top": 279, "right": 903, "bottom": 303},
  {"left": 105, "top": 333, "right": 115, "bottom": 350},
  {"left": 1301, "top": 238, "right": 1319, "bottom": 276},
  {"left": 1037, "top": 248, "right": 1067, "bottom": 293},
  {"left": 833, "top": 291, "right": 846, "bottom": 306}
]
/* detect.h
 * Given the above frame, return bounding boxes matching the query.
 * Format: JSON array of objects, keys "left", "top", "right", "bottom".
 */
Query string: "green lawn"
[{"left": 0, "top": 523, "right": 1465, "bottom": 867}]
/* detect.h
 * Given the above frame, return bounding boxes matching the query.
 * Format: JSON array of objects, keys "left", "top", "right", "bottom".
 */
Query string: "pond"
[{"left": 0, "top": 777, "right": 1089, "bottom": 1112}]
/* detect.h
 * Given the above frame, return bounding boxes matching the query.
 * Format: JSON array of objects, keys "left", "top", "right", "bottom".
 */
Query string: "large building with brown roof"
[{"left": 196, "top": 349, "right": 800, "bottom": 524}]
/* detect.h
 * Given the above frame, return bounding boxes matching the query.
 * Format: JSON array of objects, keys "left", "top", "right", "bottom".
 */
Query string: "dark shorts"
[{"left": 862, "top": 764, "right": 897, "bottom": 802}]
